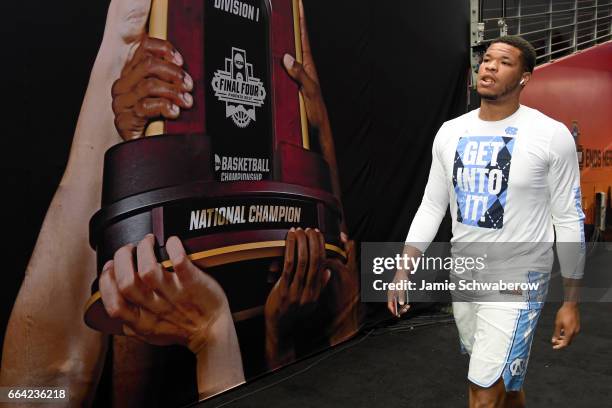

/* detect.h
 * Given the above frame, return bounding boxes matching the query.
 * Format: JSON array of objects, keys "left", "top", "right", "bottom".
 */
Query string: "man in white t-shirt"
[{"left": 388, "top": 36, "right": 584, "bottom": 408}]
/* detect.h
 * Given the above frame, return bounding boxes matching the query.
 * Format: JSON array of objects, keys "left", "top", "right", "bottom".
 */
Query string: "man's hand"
[
  {"left": 111, "top": 36, "right": 194, "bottom": 140},
  {"left": 264, "top": 227, "right": 330, "bottom": 368},
  {"left": 98, "top": 0, "right": 154, "bottom": 88},
  {"left": 282, "top": 0, "right": 348, "bottom": 234},
  {"left": 324, "top": 233, "right": 360, "bottom": 344},
  {"left": 387, "top": 268, "right": 411, "bottom": 318},
  {"left": 99, "top": 234, "right": 245, "bottom": 397},
  {"left": 106, "top": 0, "right": 151, "bottom": 44},
  {"left": 281, "top": 0, "right": 329, "bottom": 130},
  {"left": 552, "top": 303, "right": 580, "bottom": 350},
  {"left": 99, "top": 234, "right": 233, "bottom": 354},
  {"left": 386, "top": 245, "right": 422, "bottom": 317}
]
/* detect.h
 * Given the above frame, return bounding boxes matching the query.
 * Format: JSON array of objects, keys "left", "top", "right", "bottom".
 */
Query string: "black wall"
[{"left": 2, "top": 0, "right": 468, "bottom": 360}]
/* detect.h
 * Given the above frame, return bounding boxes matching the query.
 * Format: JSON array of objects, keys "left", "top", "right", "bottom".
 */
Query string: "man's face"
[{"left": 477, "top": 42, "right": 526, "bottom": 101}]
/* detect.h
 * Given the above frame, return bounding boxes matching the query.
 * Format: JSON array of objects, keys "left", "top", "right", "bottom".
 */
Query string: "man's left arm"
[{"left": 548, "top": 122, "right": 586, "bottom": 350}]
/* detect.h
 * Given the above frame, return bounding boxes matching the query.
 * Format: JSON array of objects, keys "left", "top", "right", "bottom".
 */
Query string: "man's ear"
[{"left": 520, "top": 72, "right": 532, "bottom": 87}]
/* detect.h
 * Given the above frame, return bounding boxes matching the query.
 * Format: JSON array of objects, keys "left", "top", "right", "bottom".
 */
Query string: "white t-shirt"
[{"left": 406, "top": 105, "right": 585, "bottom": 279}]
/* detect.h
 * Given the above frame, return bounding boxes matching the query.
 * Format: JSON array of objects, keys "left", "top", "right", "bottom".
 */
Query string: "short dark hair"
[{"left": 489, "top": 36, "right": 537, "bottom": 73}]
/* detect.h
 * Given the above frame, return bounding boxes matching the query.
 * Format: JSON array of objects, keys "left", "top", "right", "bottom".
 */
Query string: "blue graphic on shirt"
[
  {"left": 573, "top": 186, "right": 586, "bottom": 249},
  {"left": 453, "top": 136, "right": 515, "bottom": 229},
  {"left": 505, "top": 127, "right": 518, "bottom": 136}
]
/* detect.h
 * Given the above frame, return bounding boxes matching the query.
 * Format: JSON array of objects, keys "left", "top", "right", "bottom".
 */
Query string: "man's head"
[{"left": 477, "top": 36, "right": 537, "bottom": 101}]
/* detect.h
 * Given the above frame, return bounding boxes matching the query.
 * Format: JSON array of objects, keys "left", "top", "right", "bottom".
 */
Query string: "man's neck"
[{"left": 478, "top": 99, "right": 520, "bottom": 121}]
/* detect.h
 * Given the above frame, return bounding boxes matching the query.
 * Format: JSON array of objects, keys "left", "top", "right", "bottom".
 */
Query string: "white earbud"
[{"left": 520, "top": 79, "right": 526, "bottom": 86}]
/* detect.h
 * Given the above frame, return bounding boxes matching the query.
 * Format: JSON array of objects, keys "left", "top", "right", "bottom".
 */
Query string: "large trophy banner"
[{"left": 84, "top": 0, "right": 345, "bottom": 334}]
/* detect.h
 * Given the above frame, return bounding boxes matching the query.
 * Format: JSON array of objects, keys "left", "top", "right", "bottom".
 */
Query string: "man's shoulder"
[
  {"left": 439, "top": 109, "right": 478, "bottom": 131},
  {"left": 433, "top": 111, "right": 476, "bottom": 148},
  {"left": 519, "top": 105, "right": 565, "bottom": 130},
  {"left": 519, "top": 106, "right": 574, "bottom": 155},
  {"left": 445, "top": 109, "right": 477, "bottom": 125}
]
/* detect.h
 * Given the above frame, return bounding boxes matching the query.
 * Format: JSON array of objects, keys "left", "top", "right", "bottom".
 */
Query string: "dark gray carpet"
[{"left": 195, "top": 300, "right": 612, "bottom": 408}]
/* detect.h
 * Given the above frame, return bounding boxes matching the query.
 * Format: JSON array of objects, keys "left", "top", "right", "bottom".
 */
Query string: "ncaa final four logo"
[{"left": 212, "top": 47, "right": 267, "bottom": 128}]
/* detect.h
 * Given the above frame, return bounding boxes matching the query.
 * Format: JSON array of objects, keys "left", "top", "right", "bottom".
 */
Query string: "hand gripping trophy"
[{"left": 84, "top": 0, "right": 347, "bottom": 336}]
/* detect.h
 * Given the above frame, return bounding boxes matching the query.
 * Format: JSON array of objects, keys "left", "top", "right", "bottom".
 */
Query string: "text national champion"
[{"left": 189, "top": 205, "right": 302, "bottom": 230}]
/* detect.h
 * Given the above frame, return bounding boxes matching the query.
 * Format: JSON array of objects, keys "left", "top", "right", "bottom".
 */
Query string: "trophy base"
[
  {"left": 84, "top": 236, "right": 345, "bottom": 335},
  {"left": 85, "top": 133, "right": 344, "bottom": 334}
]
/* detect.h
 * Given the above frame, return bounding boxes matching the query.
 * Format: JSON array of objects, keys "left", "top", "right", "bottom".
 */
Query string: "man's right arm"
[
  {"left": 405, "top": 125, "right": 451, "bottom": 249},
  {"left": 388, "top": 127, "right": 450, "bottom": 316}
]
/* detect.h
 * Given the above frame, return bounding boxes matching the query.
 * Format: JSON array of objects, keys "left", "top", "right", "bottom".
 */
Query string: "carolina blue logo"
[
  {"left": 505, "top": 127, "right": 518, "bottom": 135},
  {"left": 452, "top": 136, "right": 515, "bottom": 229}
]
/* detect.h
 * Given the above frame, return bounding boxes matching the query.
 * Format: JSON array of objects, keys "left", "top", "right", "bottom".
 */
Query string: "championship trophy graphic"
[{"left": 84, "top": 0, "right": 345, "bottom": 333}]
